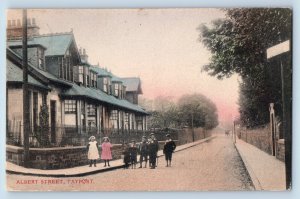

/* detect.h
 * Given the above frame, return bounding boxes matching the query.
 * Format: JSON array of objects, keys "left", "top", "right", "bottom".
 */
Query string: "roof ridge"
[{"left": 33, "top": 31, "right": 73, "bottom": 38}]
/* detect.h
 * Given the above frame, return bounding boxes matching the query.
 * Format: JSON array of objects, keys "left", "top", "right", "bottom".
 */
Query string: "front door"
[{"left": 50, "top": 100, "right": 56, "bottom": 143}]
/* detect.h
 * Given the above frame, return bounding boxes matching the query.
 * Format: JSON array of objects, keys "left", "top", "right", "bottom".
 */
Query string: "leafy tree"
[
  {"left": 199, "top": 8, "right": 291, "bottom": 127},
  {"left": 178, "top": 94, "right": 219, "bottom": 129}
]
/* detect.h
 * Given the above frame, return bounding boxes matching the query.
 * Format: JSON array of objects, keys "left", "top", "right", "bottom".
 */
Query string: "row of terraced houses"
[{"left": 6, "top": 18, "right": 149, "bottom": 151}]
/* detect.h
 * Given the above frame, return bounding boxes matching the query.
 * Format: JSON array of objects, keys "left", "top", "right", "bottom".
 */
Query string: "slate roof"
[
  {"left": 7, "top": 47, "right": 73, "bottom": 87},
  {"left": 62, "top": 83, "right": 147, "bottom": 114},
  {"left": 7, "top": 33, "right": 74, "bottom": 56},
  {"left": 120, "top": 77, "right": 142, "bottom": 94},
  {"left": 7, "top": 59, "right": 49, "bottom": 90},
  {"left": 90, "top": 66, "right": 112, "bottom": 77}
]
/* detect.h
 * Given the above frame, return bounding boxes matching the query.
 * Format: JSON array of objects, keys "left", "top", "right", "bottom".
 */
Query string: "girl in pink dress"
[{"left": 101, "top": 137, "right": 112, "bottom": 167}]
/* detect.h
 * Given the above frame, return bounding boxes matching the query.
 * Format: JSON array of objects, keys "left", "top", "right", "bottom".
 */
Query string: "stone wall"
[
  {"left": 6, "top": 141, "right": 179, "bottom": 169},
  {"left": 276, "top": 139, "right": 285, "bottom": 162},
  {"left": 178, "top": 127, "right": 211, "bottom": 145}
]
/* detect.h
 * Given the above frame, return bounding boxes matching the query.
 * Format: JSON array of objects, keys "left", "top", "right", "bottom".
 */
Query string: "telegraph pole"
[{"left": 22, "top": 9, "right": 30, "bottom": 168}]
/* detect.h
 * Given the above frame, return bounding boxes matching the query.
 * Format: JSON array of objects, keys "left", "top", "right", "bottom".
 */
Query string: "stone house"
[{"left": 6, "top": 18, "right": 148, "bottom": 149}]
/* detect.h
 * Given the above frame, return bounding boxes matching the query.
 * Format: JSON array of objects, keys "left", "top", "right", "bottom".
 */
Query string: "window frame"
[{"left": 64, "top": 100, "right": 77, "bottom": 114}]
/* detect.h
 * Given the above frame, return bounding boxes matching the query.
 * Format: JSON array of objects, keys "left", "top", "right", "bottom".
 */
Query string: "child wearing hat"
[
  {"left": 163, "top": 134, "right": 176, "bottom": 167},
  {"left": 129, "top": 140, "right": 138, "bottom": 169},
  {"left": 122, "top": 142, "right": 130, "bottom": 169},
  {"left": 87, "top": 136, "right": 100, "bottom": 167}
]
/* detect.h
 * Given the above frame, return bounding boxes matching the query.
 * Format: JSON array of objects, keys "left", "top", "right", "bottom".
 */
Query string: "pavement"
[
  {"left": 7, "top": 135, "right": 253, "bottom": 191},
  {"left": 235, "top": 137, "right": 286, "bottom": 191},
  {"left": 6, "top": 136, "right": 216, "bottom": 178}
]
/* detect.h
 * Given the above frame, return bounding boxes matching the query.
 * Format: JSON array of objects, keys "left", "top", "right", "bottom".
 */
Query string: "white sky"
[{"left": 7, "top": 9, "right": 240, "bottom": 124}]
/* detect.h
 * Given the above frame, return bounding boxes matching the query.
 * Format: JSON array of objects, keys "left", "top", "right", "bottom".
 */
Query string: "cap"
[{"left": 166, "top": 134, "right": 170, "bottom": 137}]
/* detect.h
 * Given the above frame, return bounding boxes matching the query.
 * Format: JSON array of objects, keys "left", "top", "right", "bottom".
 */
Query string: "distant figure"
[
  {"left": 101, "top": 137, "right": 112, "bottom": 167},
  {"left": 225, "top": 130, "right": 230, "bottom": 136},
  {"left": 148, "top": 133, "right": 159, "bottom": 169},
  {"left": 87, "top": 136, "right": 99, "bottom": 167},
  {"left": 163, "top": 134, "right": 176, "bottom": 167},
  {"left": 139, "top": 136, "right": 148, "bottom": 168},
  {"left": 129, "top": 140, "right": 138, "bottom": 169},
  {"left": 122, "top": 142, "right": 130, "bottom": 169}
]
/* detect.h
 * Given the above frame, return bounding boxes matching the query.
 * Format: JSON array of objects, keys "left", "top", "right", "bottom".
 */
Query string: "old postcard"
[{"left": 5, "top": 8, "right": 292, "bottom": 191}]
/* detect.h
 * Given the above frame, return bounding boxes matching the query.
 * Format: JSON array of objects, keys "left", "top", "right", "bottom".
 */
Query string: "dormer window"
[
  {"left": 91, "top": 72, "right": 97, "bottom": 88},
  {"left": 114, "top": 83, "right": 119, "bottom": 97},
  {"left": 37, "top": 47, "right": 45, "bottom": 70},
  {"left": 78, "top": 66, "right": 84, "bottom": 84},
  {"left": 103, "top": 77, "right": 108, "bottom": 92},
  {"left": 85, "top": 67, "right": 90, "bottom": 87}
]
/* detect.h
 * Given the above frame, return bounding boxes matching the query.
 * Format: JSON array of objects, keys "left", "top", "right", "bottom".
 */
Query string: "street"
[{"left": 7, "top": 134, "right": 254, "bottom": 191}]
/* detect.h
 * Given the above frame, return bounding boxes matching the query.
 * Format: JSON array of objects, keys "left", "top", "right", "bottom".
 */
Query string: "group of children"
[
  {"left": 87, "top": 136, "right": 112, "bottom": 167},
  {"left": 122, "top": 136, "right": 148, "bottom": 169},
  {"left": 122, "top": 133, "right": 177, "bottom": 169},
  {"left": 87, "top": 133, "right": 177, "bottom": 169}
]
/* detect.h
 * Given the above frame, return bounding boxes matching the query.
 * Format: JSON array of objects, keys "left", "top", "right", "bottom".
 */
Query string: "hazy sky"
[{"left": 7, "top": 9, "right": 240, "bottom": 123}]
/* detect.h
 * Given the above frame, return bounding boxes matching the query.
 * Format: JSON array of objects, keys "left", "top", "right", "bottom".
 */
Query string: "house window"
[
  {"left": 86, "top": 68, "right": 90, "bottom": 87},
  {"left": 87, "top": 104, "right": 96, "bottom": 116},
  {"left": 103, "top": 78, "right": 108, "bottom": 92},
  {"left": 110, "top": 110, "right": 118, "bottom": 129},
  {"left": 91, "top": 72, "right": 97, "bottom": 88},
  {"left": 65, "top": 100, "right": 76, "bottom": 114},
  {"left": 136, "top": 116, "right": 143, "bottom": 130},
  {"left": 124, "top": 113, "right": 129, "bottom": 130},
  {"left": 38, "top": 48, "right": 44, "bottom": 70},
  {"left": 114, "top": 84, "right": 119, "bottom": 97},
  {"left": 78, "top": 66, "right": 83, "bottom": 83}
]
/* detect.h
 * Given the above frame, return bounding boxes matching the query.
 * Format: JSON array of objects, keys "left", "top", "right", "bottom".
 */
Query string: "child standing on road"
[
  {"left": 129, "top": 140, "right": 138, "bottom": 169},
  {"left": 163, "top": 134, "right": 176, "bottom": 167},
  {"left": 87, "top": 136, "right": 100, "bottom": 167},
  {"left": 122, "top": 142, "right": 130, "bottom": 169},
  {"left": 101, "top": 137, "right": 112, "bottom": 167}
]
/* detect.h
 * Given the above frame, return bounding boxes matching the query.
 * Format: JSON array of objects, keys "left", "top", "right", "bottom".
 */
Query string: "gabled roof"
[
  {"left": 7, "top": 47, "right": 73, "bottom": 87},
  {"left": 7, "top": 32, "right": 75, "bottom": 57},
  {"left": 7, "top": 59, "right": 49, "bottom": 90},
  {"left": 120, "top": 77, "right": 142, "bottom": 94}
]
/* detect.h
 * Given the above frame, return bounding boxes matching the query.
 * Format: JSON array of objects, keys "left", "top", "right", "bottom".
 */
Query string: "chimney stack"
[
  {"left": 7, "top": 18, "right": 40, "bottom": 40},
  {"left": 80, "top": 48, "right": 88, "bottom": 63}
]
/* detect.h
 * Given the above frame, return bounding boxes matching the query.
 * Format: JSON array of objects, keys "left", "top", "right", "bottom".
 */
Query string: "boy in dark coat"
[
  {"left": 148, "top": 133, "right": 159, "bottom": 169},
  {"left": 129, "top": 140, "right": 138, "bottom": 169},
  {"left": 122, "top": 143, "right": 130, "bottom": 169},
  {"left": 138, "top": 136, "right": 148, "bottom": 168},
  {"left": 163, "top": 134, "right": 176, "bottom": 167}
]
